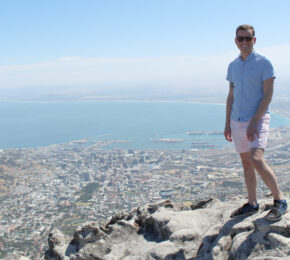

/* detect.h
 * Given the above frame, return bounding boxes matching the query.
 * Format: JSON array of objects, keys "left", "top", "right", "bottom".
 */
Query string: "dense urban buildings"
[{"left": 0, "top": 126, "right": 290, "bottom": 259}]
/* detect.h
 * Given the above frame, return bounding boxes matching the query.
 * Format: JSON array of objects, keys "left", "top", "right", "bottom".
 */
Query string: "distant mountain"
[{"left": 0, "top": 84, "right": 228, "bottom": 102}]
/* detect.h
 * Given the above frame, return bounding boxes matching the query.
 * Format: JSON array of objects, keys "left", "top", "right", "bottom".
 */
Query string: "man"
[{"left": 224, "top": 24, "right": 287, "bottom": 221}]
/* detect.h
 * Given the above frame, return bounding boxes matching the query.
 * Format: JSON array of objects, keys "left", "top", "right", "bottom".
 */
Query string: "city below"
[{"left": 0, "top": 123, "right": 290, "bottom": 259}]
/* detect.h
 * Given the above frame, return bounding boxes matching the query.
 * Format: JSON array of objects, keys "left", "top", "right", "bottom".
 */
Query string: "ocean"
[{"left": 0, "top": 101, "right": 289, "bottom": 150}]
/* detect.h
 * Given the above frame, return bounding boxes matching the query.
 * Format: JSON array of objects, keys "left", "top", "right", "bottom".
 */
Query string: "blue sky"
[{"left": 1, "top": 0, "right": 290, "bottom": 97}]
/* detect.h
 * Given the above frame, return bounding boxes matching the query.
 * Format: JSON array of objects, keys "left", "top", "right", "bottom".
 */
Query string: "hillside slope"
[{"left": 45, "top": 197, "right": 290, "bottom": 260}]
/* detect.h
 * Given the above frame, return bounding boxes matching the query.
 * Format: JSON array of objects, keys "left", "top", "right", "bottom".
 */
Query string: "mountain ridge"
[{"left": 44, "top": 196, "right": 290, "bottom": 260}]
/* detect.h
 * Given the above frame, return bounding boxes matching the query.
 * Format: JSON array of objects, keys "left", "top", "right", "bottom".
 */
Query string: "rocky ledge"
[{"left": 45, "top": 196, "right": 290, "bottom": 260}]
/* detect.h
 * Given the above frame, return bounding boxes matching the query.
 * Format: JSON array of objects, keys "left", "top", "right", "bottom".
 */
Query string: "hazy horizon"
[{"left": 1, "top": 1, "right": 290, "bottom": 100}]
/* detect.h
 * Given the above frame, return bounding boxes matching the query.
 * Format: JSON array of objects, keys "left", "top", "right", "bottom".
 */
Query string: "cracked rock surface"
[{"left": 45, "top": 197, "right": 290, "bottom": 260}]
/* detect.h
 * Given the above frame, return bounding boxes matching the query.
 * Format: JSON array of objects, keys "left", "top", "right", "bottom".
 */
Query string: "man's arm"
[
  {"left": 224, "top": 82, "right": 234, "bottom": 142},
  {"left": 247, "top": 77, "right": 274, "bottom": 141}
]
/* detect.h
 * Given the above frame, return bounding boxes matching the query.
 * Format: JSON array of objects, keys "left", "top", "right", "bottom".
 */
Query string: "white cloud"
[
  {"left": 57, "top": 56, "right": 82, "bottom": 62},
  {"left": 0, "top": 54, "right": 235, "bottom": 89},
  {"left": 257, "top": 45, "right": 290, "bottom": 81},
  {"left": 0, "top": 45, "right": 289, "bottom": 94}
]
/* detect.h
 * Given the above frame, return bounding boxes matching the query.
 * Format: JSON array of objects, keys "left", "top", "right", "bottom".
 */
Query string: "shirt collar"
[{"left": 239, "top": 50, "right": 255, "bottom": 62}]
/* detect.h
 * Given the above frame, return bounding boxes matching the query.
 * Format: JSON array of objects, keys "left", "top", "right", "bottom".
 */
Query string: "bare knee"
[
  {"left": 250, "top": 148, "right": 265, "bottom": 168},
  {"left": 242, "top": 157, "right": 253, "bottom": 170},
  {"left": 240, "top": 152, "right": 254, "bottom": 171}
]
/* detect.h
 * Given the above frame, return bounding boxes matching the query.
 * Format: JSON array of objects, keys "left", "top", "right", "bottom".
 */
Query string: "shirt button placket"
[{"left": 240, "top": 61, "right": 246, "bottom": 121}]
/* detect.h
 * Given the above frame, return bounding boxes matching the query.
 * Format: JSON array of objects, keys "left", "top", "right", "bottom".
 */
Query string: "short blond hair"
[{"left": 236, "top": 24, "right": 255, "bottom": 37}]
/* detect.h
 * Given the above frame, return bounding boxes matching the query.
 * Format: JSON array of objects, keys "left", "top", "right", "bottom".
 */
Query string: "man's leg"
[
  {"left": 240, "top": 152, "right": 258, "bottom": 206},
  {"left": 229, "top": 119, "right": 260, "bottom": 218},
  {"left": 250, "top": 148, "right": 287, "bottom": 221},
  {"left": 250, "top": 148, "right": 282, "bottom": 200},
  {"left": 230, "top": 153, "right": 259, "bottom": 218}
]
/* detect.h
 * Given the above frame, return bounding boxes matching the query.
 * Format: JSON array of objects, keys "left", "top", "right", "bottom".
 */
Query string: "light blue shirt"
[{"left": 226, "top": 51, "right": 275, "bottom": 122}]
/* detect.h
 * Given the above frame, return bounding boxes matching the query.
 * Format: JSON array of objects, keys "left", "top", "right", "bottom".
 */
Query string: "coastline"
[
  {"left": 0, "top": 100, "right": 289, "bottom": 150},
  {"left": 2, "top": 97, "right": 288, "bottom": 115},
  {"left": 0, "top": 98, "right": 226, "bottom": 106}
]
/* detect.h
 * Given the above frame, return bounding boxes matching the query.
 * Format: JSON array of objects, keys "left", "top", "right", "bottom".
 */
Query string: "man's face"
[{"left": 235, "top": 29, "right": 256, "bottom": 54}]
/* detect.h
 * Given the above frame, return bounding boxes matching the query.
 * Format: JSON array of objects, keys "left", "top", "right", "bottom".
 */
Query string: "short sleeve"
[
  {"left": 263, "top": 58, "right": 276, "bottom": 81},
  {"left": 226, "top": 64, "right": 232, "bottom": 82}
]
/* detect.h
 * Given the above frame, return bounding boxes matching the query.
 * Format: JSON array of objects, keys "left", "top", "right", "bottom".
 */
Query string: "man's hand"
[
  {"left": 224, "top": 125, "right": 232, "bottom": 142},
  {"left": 247, "top": 120, "right": 259, "bottom": 141},
  {"left": 246, "top": 77, "right": 274, "bottom": 141}
]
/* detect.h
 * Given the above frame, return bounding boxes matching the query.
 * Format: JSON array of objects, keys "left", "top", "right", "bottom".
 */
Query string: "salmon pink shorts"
[{"left": 230, "top": 114, "right": 270, "bottom": 153}]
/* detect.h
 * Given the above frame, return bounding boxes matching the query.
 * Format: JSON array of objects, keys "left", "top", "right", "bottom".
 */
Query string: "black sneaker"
[
  {"left": 230, "top": 203, "right": 259, "bottom": 218},
  {"left": 266, "top": 200, "right": 288, "bottom": 222}
]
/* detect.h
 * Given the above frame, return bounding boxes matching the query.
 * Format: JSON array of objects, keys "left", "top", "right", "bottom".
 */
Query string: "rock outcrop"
[
  {"left": 45, "top": 197, "right": 290, "bottom": 260},
  {"left": 2, "top": 252, "right": 30, "bottom": 260}
]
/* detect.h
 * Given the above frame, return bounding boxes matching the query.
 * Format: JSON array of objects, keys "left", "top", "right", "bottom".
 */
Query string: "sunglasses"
[{"left": 236, "top": 36, "right": 253, "bottom": 42}]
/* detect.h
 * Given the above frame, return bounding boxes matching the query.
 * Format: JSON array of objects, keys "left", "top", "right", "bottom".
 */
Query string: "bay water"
[{"left": 0, "top": 101, "right": 289, "bottom": 150}]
